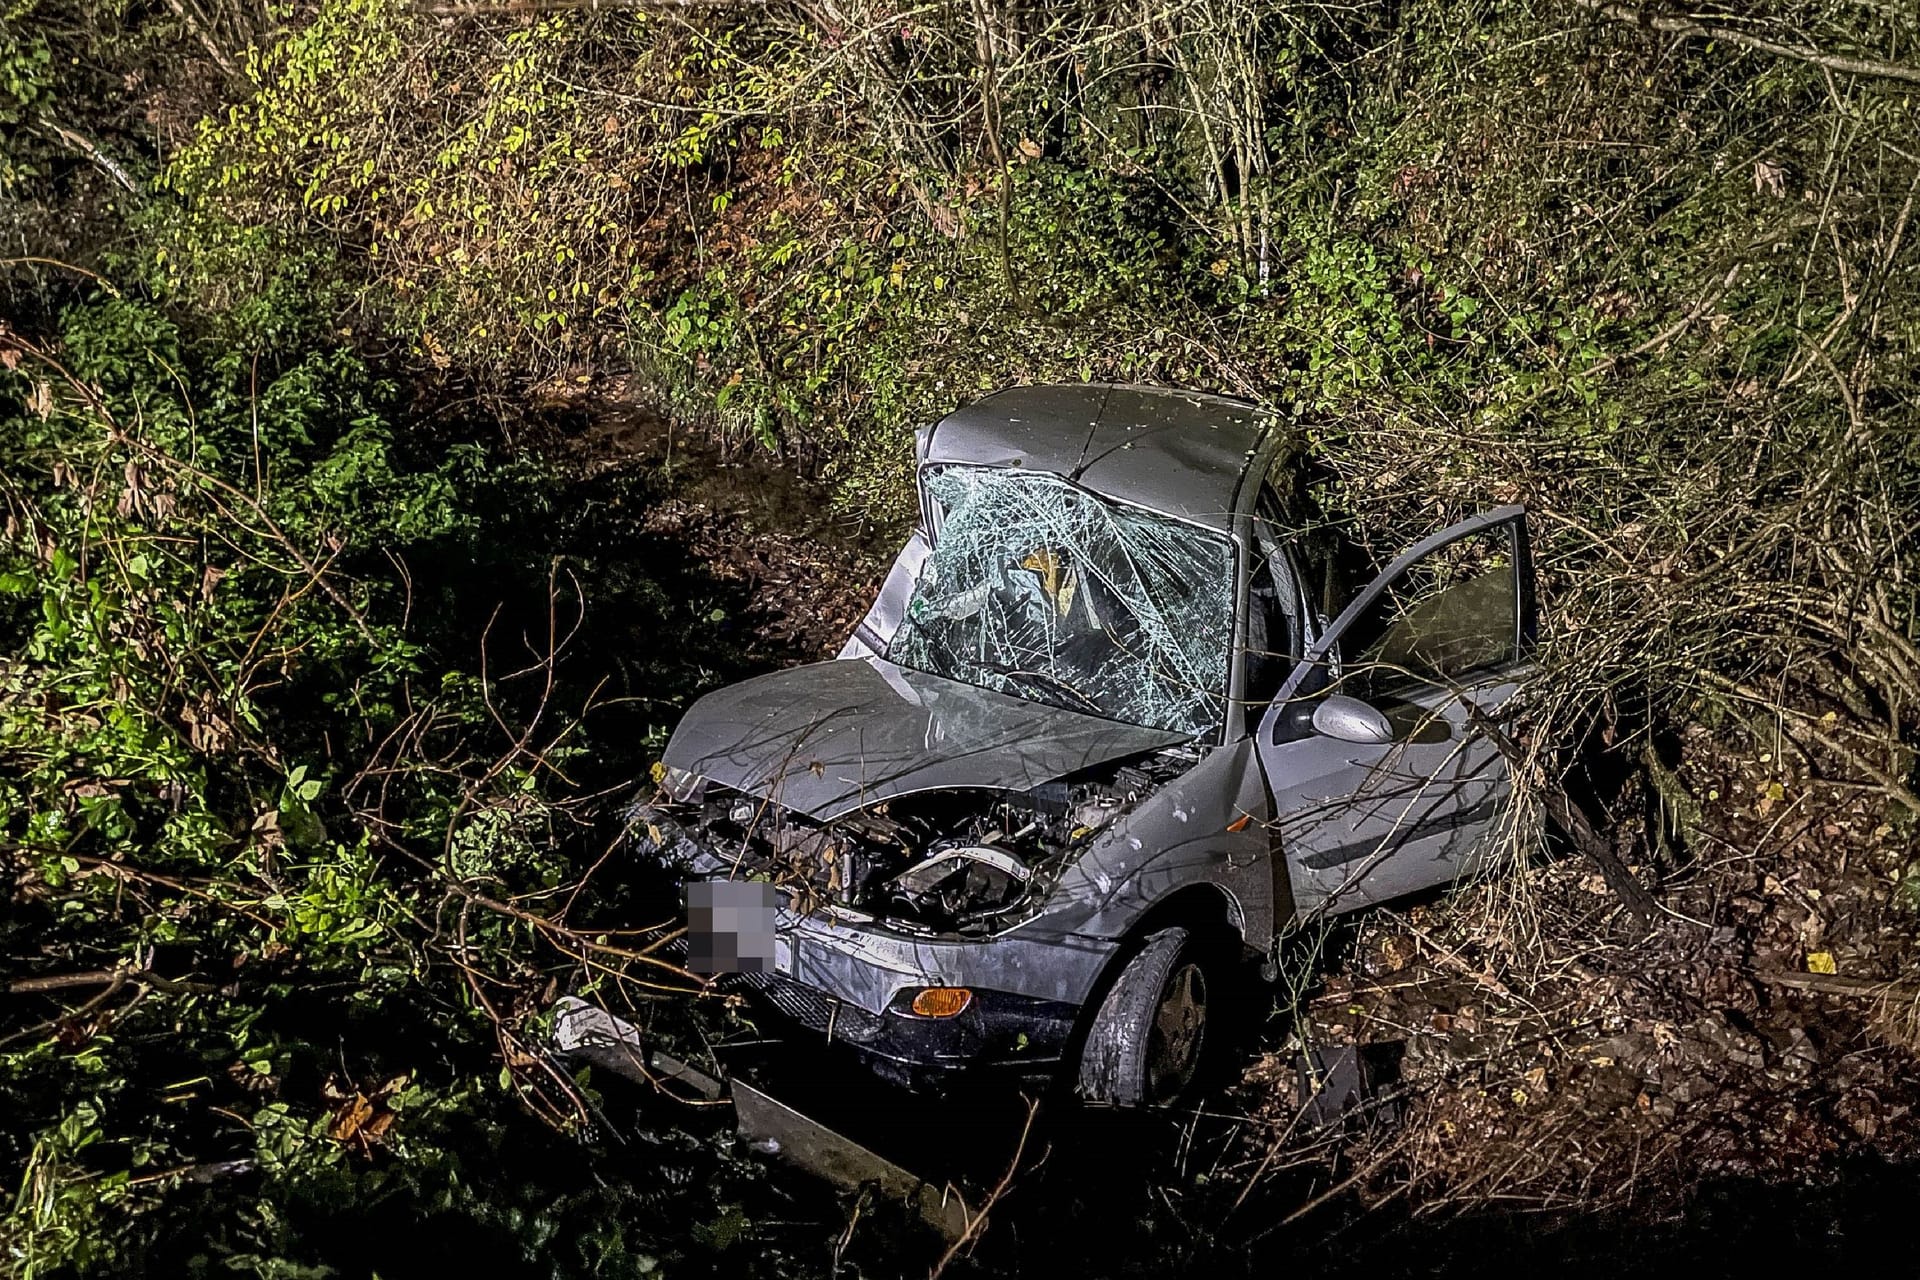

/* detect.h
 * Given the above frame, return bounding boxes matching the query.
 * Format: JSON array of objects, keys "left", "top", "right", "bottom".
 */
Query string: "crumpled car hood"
[{"left": 662, "top": 657, "right": 1185, "bottom": 820}]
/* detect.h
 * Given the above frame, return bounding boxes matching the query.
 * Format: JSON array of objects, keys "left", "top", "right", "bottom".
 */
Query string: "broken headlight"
[{"left": 659, "top": 765, "right": 707, "bottom": 804}]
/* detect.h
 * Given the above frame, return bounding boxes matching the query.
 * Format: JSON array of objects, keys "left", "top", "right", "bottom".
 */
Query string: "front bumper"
[
  {"left": 724, "top": 967, "right": 1078, "bottom": 1091},
  {"left": 644, "top": 802, "right": 1120, "bottom": 1089}
]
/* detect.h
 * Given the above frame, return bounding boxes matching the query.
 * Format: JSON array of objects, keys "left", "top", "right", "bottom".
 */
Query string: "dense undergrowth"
[
  {"left": 0, "top": 290, "right": 769, "bottom": 1274},
  {"left": 6, "top": 0, "right": 1920, "bottom": 1275}
]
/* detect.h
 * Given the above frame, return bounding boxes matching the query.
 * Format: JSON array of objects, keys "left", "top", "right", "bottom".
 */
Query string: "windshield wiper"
[{"left": 986, "top": 664, "right": 1103, "bottom": 715}]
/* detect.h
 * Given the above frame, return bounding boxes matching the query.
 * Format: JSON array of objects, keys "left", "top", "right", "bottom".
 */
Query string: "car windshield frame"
[{"left": 884, "top": 463, "right": 1238, "bottom": 739}]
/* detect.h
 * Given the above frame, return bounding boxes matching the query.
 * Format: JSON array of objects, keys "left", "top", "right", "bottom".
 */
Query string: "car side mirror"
[{"left": 1308, "top": 694, "right": 1394, "bottom": 744}]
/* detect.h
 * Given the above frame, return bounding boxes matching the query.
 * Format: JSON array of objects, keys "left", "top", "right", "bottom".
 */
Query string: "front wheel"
[{"left": 1076, "top": 927, "right": 1210, "bottom": 1107}]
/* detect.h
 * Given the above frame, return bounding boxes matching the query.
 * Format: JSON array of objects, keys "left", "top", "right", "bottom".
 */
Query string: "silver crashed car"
[{"left": 633, "top": 383, "right": 1536, "bottom": 1106}]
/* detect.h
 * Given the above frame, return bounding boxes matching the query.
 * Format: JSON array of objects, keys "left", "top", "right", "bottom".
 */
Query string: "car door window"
[
  {"left": 1335, "top": 522, "right": 1521, "bottom": 704},
  {"left": 1266, "top": 507, "right": 1533, "bottom": 744}
]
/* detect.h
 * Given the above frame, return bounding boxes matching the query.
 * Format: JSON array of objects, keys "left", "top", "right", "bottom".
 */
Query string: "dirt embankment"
[{"left": 519, "top": 376, "right": 893, "bottom": 667}]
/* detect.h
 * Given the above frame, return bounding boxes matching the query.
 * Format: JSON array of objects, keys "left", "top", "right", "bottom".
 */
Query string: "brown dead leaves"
[{"left": 323, "top": 1073, "right": 410, "bottom": 1155}]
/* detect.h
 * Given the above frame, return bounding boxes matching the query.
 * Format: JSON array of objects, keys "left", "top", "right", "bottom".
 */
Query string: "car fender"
[{"left": 1041, "top": 739, "right": 1273, "bottom": 948}]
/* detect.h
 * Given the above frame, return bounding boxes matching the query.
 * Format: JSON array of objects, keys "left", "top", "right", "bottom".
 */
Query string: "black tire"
[{"left": 1076, "top": 927, "right": 1211, "bottom": 1107}]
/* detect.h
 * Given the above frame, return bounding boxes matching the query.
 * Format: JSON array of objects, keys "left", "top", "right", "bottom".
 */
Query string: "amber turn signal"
[{"left": 908, "top": 987, "right": 973, "bottom": 1018}]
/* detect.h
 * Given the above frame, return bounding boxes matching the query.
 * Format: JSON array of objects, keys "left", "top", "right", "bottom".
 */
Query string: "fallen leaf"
[
  {"left": 328, "top": 1094, "right": 374, "bottom": 1142},
  {"left": 1806, "top": 951, "right": 1837, "bottom": 975}
]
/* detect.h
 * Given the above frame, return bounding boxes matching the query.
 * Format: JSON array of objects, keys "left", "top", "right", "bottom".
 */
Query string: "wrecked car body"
[{"left": 627, "top": 383, "right": 1537, "bottom": 1106}]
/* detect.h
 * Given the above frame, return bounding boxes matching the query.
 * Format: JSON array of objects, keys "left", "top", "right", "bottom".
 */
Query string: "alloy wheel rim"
[{"left": 1146, "top": 961, "right": 1207, "bottom": 1103}]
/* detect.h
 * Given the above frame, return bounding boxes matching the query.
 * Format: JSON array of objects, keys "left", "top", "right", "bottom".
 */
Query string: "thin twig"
[
  {"left": 929, "top": 1095, "right": 1039, "bottom": 1279},
  {"left": 1570, "top": 0, "right": 1920, "bottom": 86}
]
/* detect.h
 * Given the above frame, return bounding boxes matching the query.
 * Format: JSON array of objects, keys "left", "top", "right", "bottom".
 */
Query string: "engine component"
[
  {"left": 886, "top": 844, "right": 1031, "bottom": 934},
  {"left": 634, "top": 747, "right": 1195, "bottom": 936}
]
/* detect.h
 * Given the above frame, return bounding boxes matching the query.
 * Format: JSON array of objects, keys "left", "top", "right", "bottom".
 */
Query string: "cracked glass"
[{"left": 886, "top": 465, "right": 1235, "bottom": 737}]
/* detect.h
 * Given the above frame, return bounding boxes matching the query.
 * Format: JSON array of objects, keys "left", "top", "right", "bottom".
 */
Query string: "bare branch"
[
  {"left": 1570, "top": 0, "right": 1920, "bottom": 87},
  {"left": 32, "top": 116, "right": 140, "bottom": 194},
  {"left": 417, "top": 0, "right": 754, "bottom": 13}
]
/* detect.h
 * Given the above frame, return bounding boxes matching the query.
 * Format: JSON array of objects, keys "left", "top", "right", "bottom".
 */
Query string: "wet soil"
[{"left": 538, "top": 378, "right": 893, "bottom": 664}]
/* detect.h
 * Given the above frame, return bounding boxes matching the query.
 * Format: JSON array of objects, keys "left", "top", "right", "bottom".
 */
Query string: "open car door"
[{"left": 1256, "top": 506, "right": 1536, "bottom": 917}]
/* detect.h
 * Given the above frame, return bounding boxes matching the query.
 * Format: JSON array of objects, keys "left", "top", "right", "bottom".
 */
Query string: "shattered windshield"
[{"left": 886, "top": 465, "right": 1235, "bottom": 737}]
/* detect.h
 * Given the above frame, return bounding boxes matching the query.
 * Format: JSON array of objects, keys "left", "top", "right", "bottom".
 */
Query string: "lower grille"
[
  {"left": 667, "top": 920, "right": 884, "bottom": 1043},
  {"left": 763, "top": 977, "right": 839, "bottom": 1033},
  {"left": 723, "top": 970, "right": 884, "bottom": 1044}
]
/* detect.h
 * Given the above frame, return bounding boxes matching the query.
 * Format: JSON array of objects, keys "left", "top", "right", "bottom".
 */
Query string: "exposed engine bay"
[{"left": 635, "top": 748, "right": 1199, "bottom": 938}]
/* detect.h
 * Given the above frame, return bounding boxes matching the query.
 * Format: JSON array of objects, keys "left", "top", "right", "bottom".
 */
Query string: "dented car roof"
[{"left": 922, "top": 383, "right": 1277, "bottom": 531}]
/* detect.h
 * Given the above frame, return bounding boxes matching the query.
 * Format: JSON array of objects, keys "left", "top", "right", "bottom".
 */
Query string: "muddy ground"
[{"left": 543, "top": 390, "right": 1920, "bottom": 1276}]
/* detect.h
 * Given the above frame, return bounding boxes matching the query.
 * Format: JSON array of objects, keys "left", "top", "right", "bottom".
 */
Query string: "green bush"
[{"left": 0, "top": 289, "right": 659, "bottom": 1274}]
